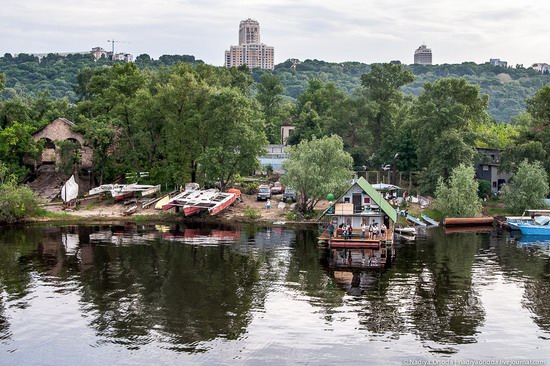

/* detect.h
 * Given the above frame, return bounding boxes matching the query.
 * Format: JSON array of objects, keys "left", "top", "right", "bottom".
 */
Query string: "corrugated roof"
[
  {"left": 318, "top": 177, "right": 397, "bottom": 222},
  {"left": 356, "top": 177, "right": 397, "bottom": 222}
]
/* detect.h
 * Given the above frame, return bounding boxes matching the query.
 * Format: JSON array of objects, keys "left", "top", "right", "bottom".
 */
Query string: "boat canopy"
[{"left": 534, "top": 216, "right": 550, "bottom": 226}]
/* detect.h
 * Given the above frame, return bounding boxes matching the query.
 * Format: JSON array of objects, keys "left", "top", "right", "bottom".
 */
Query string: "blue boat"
[
  {"left": 406, "top": 214, "right": 427, "bottom": 227},
  {"left": 420, "top": 214, "right": 439, "bottom": 227},
  {"left": 517, "top": 216, "right": 550, "bottom": 235}
]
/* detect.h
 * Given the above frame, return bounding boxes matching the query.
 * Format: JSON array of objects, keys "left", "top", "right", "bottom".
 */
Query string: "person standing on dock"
[
  {"left": 381, "top": 223, "right": 387, "bottom": 239},
  {"left": 266, "top": 199, "right": 271, "bottom": 209},
  {"left": 361, "top": 222, "right": 367, "bottom": 238}
]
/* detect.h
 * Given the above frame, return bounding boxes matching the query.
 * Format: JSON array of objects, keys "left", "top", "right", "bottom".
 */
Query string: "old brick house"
[{"left": 32, "top": 117, "right": 93, "bottom": 168}]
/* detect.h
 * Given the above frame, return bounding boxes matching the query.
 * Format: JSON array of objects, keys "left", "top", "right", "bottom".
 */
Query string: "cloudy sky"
[{"left": 2, "top": 0, "right": 548, "bottom": 67}]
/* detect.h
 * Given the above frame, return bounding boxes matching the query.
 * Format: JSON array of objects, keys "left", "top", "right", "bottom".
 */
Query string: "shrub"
[
  {"left": 0, "top": 181, "right": 43, "bottom": 223},
  {"left": 243, "top": 207, "right": 261, "bottom": 220}
]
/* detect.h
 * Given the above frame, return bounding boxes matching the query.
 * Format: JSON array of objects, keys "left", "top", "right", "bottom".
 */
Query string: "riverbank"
[{"left": 29, "top": 193, "right": 328, "bottom": 226}]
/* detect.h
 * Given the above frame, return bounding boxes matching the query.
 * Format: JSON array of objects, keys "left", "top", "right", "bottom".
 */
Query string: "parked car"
[
  {"left": 270, "top": 181, "right": 285, "bottom": 194},
  {"left": 283, "top": 188, "right": 297, "bottom": 202},
  {"left": 257, "top": 185, "right": 272, "bottom": 201}
]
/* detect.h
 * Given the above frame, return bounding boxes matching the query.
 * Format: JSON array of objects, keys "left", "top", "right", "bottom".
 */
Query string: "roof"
[
  {"left": 32, "top": 117, "right": 76, "bottom": 136},
  {"left": 356, "top": 177, "right": 397, "bottom": 222},
  {"left": 319, "top": 177, "right": 397, "bottom": 222}
]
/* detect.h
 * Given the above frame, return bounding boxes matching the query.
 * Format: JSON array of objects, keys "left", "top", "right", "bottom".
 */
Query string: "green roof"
[{"left": 355, "top": 177, "right": 397, "bottom": 222}]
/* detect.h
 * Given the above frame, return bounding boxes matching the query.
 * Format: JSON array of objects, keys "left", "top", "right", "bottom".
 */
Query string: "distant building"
[
  {"left": 531, "top": 63, "right": 550, "bottom": 74},
  {"left": 490, "top": 58, "right": 508, "bottom": 67},
  {"left": 280, "top": 124, "right": 295, "bottom": 145},
  {"left": 225, "top": 18, "right": 274, "bottom": 70},
  {"left": 475, "top": 148, "right": 512, "bottom": 194},
  {"left": 414, "top": 44, "right": 432, "bottom": 65},
  {"left": 91, "top": 47, "right": 108, "bottom": 60},
  {"left": 258, "top": 144, "right": 288, "bottom": 173},
  {"left": 91, "top": 47, "right": 132, "bottom": 62},
  {"left": 112, "top": 53, "right": 134, "bottom": 62}
]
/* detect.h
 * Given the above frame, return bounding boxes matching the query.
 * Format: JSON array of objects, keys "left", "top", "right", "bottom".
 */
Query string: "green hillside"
[
  {"left": 253, "top": 59, "right": 550, "bottom": 122},
  {"left": 2, "top": 53, "right": 549, "bottom": 122}
]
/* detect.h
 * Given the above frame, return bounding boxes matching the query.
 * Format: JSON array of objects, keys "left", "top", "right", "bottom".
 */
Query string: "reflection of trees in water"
[
  {"left": 285, "top": 229, "right": 345, "bottom": 310},
  {"left": 409, "top": 230, "right": 484, "bottom": 345},
  {"left": 521, "top": 258, "right": 550, "bottom": 334},
  {"left": 314, "top": 229, "right": 485, "bottom": 344},
  {"left": 78, "top": 240, "right": 262, "bottom": 351},
  {"left": 488, "top": 232, "right": 550, "bottom": 334}
]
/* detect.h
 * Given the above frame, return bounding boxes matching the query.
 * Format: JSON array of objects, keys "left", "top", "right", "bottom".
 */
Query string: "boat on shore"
[
  {"left": 406, "top": 215, "right": 427, "bottom": 227},
  {"left": 421, "top": 214, "right": 439, "bottom": 227},
  {"left": 162, "top": 188, "right": 237, "bottom": 217},
  {"left": 395, "top": 226, "right": 416, "bottom": 234},
  {"left": 89, "top": 183, "right": 160, "bottom": 201}
]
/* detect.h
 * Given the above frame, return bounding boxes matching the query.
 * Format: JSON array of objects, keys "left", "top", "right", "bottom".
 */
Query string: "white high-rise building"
[
  {"left": 225, "top": 18, "right": 274, "bottom": 70},
  {"left": 414, "top": 44, "right": 432, "bottom": 65}
]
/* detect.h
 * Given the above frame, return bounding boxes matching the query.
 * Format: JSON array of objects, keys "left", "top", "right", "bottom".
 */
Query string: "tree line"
[{"left": 1, "top": 59, "right": 550, "bottom": 213}]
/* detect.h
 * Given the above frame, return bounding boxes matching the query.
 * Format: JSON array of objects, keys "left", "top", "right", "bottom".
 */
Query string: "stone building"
[{"left": 32, "top": 117, "right": 93, "bottom": 168}]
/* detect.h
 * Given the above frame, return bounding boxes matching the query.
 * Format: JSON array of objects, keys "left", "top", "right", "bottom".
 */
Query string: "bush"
[
  {"left": 477, "top": 179, "right": 492, "bottom": 199},
  {"left": 0, "top": 182, "right": 43, "bottom": 223},
  {"left": 243, "top": 207, "right": 261, "bottom": 220},
  {"left": 242, "top": 182, "right": 259, "bottom": 195}
]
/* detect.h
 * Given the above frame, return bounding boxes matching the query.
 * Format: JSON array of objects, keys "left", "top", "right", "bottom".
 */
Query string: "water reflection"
[{"left": 0, "top": 225, "right": 550, "bottom": 363}]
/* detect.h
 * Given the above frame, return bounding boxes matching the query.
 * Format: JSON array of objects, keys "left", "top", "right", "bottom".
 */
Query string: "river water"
[{"left": 0, "top": 223, "right": 549, "bottom": 365}]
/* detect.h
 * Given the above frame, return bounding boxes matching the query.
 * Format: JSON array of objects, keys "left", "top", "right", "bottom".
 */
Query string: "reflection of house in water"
[{"left": 319, "top": 177, "right": 397, "bottom": 270}]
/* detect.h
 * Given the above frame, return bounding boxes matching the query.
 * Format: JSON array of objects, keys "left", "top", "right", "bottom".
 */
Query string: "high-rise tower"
[
  {"left": 239, "top": 18, "right": 260, "bottom": 45},
  {"left": 225, "top": 18, "right": 274, "bottom": 70},
  {"left": 414, "top": 44, "right": 432, "bottom": 65}
]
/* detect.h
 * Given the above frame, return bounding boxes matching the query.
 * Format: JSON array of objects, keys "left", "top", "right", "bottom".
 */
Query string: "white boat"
[
  {"left": 395, "top": 226, "right": 417, "bottom": 234},
  {"left": 88, "top": 183, "right": 160, "bottom": 201}
]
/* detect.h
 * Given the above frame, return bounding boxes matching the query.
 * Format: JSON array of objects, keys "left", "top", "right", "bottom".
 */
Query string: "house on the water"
[{"left": 318, "top": 176, "right": 397, "bottom": 269}]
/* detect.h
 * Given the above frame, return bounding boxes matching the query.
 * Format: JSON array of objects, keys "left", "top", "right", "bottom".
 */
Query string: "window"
[
  {"left": 344, "top": 197, "right": 350, "bottom": 203},
  {"left": 483, "top": 165, "right": 489, "bottom": 171},
  {"left": 364, "top": 197, "right": 370, "bottom": 204},
  {"left": 492, "top": 182, "right": 497, "bottom": 188}
]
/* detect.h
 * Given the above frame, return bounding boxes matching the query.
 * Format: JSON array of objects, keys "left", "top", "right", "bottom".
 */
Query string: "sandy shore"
[{"left": 36, "top": 193, "right": 329, "bottom": 225}]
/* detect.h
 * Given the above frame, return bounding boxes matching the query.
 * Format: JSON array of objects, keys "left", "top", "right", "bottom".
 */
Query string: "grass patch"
[
  {"left": 422, "top": 208, "right": 444, "bottom": 221},
  {"left": 34, "top": 208, "right": 76, "bottom": 219}
]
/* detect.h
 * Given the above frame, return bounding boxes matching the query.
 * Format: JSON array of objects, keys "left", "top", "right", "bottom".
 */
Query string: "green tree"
[
  {"left": 282, "top": 135, "right": 353, "bottom": 213},
  {"left": 412, "top": 78, "right": 489, "bottom": 193},
  {"left": 360, "top": 63, "right": 414, "bottom": 151},
  {"left": 502, "top": 160, "right": 549, "bottom": 215},
  {"left": 256, "top": 73, "right": 285, "bottom": 143},
  {"left": 434, "top": 164, "right": 482, "bottom": 217},
  {"left": 197, "top": 88, "right": 267, "bottom": 190}
]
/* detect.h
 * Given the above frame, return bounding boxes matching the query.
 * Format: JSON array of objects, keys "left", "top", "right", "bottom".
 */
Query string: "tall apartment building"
[
  {"left": 225, "top": 18, "right": 274, "bottom": 70},
  {"left": 414, "top": 44, "right": 432, "bottom": 65}
]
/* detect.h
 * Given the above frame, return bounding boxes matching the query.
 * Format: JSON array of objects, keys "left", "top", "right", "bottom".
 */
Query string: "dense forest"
[
  {"left": 1, "top": 53, "right": 549, "bottom": 199},
  {"left": 2, "top": 53, "right": 550, "bottom": 122}
]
